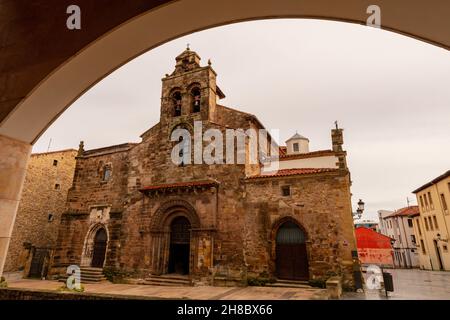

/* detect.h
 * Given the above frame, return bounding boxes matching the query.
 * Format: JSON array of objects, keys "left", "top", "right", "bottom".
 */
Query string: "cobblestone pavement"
[
  {"left": 6, "top": 279, "right": 328, "bottom": 300},
  {"left": 344, "top": 269, "right": 450, "bottom": 300}
]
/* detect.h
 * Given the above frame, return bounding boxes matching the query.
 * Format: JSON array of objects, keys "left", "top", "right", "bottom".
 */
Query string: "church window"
[
  {"left": 103, "top": 166, "right": 112, "bottom": 182},
  {"left": 191, "top": 87, "right": 201, "bottom": 113},
  {"left": 293, "top": 143, "right": 299, "bottom": 152},
  {"left": 281, "top": 185, "right": 291, "bottom": 197},
  {"left": 170, "top": 124, "right": 191, "bottom": 166},
  {"left": 182, "top": 58, "right": 189, "bottom": 71},
  {"left": 172, "top": 91, "right": 182, "bottom": 117},
  {"left": 53, "top": 160, "right": 58, "bottom": 166},
  {"left": 178, "top": 135, "right": 185, "bottom": 167}
]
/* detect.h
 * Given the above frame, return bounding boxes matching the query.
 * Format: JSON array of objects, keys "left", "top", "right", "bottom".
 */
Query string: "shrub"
[
  {"left": 103, "top": 267, "right": 134, "bottom": 283},
  {"left": 308, "top": 278, "right": 327, "bottom": 288},
  {"left": 58, "top": 283, "right": 85, "bottom": 293},
  {"left": 0, "top": 276, "right": 7, "bottom": 288},
  {"left": 247, "top": 277, "right": 271, "bottom": 286}
]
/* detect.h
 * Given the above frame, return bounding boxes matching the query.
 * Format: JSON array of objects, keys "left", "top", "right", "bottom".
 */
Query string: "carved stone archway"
[
  {"left": 80, "top": 223, "right": 109, "bottom": 268},
  {"left": 150, "top": 199, "right": 201, "bottom": 276},
  {"left": 270, "top": 216, "right": 311, "bottom": 280}
]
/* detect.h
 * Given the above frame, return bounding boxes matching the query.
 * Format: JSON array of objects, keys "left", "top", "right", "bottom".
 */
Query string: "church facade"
[{"left": 51, "top": 48, "right": 357, "bottom": 287}]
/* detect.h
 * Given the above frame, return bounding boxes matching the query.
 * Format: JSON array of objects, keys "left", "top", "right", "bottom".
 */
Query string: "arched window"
[
  {"left": 178, "top": 135, "right": 185, "bottom": 166},
  {"left": 191, "top": 87, "right": 201, "bottom": 113},
  {"left": 170, "top": 124, "right": 192, "bottom": 166},
  {"left": 102, "top": 165, "right": 112, "bottom": 182},
  {"left": 172, "top": 91, "right": 182, "bottom": 117}
]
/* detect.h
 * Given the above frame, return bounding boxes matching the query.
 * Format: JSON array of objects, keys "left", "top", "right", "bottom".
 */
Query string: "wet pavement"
[
  {"left": 6, "top": 279, "right": 328, "bottom": 300},
  {"left": 4, "top": 269, "right": 450, "bottom": 300},
  {"left": 343, "top": 269, "right": 450, "bottom": 300}
]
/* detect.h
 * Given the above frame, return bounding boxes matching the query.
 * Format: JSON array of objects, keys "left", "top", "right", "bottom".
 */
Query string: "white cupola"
[{"left": 285, "top": 132, "right": 309, "bottom": 155}]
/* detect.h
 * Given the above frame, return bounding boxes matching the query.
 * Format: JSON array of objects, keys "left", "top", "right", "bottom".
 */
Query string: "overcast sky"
[{"left": 33, "top": 19, "right": 450, "bottom": 221}]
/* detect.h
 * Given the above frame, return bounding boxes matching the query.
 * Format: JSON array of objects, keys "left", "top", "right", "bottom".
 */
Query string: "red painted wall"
[{"left": 355, "top": 227, "right": 394, "bottom": 267}]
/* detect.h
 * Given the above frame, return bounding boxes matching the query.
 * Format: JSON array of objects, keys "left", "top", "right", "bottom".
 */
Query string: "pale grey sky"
[{"left": 33, "top": 19, "right": 450, "bottom": 221}]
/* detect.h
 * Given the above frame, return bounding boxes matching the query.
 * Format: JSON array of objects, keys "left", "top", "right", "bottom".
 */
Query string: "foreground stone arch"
[
  {"left": 1, "top": 0, "right": 449, "bottom": 278},
  {"left": 1, "top": 0, "right": 449, "bottom": 144}
]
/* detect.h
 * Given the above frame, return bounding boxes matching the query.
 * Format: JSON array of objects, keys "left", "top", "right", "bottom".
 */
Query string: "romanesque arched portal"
[
  {"left": 150, "top": 200, "right": 201, "bottom": 276},
  {"left": 81, "top": 223, "right": 109, "bottom": 268}
]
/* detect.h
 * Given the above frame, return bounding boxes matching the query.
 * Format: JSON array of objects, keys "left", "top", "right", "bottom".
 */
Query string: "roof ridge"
[
  {"left": 83, "top": 142, "right": 137, "bottom": 154},
  {"left": 246, "top": 167, "right": 340, "bottom": 180},
  {"left": 31, "top": 148, "right": 77, "bottom": 156}
]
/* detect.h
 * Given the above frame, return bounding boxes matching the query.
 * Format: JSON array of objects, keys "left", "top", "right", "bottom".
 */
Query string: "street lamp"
[
  {"left": 353, "top": 199, "right": 365, "bottom": 220},
  {"left": 352, "top": 198, "right": 365, "bottom": 291}
]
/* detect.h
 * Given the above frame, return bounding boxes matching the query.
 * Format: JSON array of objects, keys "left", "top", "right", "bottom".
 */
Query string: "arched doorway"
[
  {"left": 91, "top": 228, "right": 107, "bottom": 268},
  {"left": 275, "top": 221, "right": 309, "bottom": 280},
  {"left": 168, "top": 216, "right": 191, "bottom": 275}
]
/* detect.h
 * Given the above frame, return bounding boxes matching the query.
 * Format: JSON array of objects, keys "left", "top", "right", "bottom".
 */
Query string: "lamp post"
[
  {"left": 353, "top": 199, "right": 365, "bottom": 220},
  {"left": 352, "top": 198, "right": 365, "bottom": 292}
]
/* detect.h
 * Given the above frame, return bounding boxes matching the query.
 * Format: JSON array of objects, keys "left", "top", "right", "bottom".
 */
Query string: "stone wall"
[
  {"left": 50, "top": 49, "right": 358, "bottom": 287},
  {"left": 4, "top": 149, "right": 77, "bottom": 274},
  {"left": 243, "top": 170, "right": 357, "bottom": 286},
  {"left": 51, "top": 145, "right": 131, "bottom": 275}
]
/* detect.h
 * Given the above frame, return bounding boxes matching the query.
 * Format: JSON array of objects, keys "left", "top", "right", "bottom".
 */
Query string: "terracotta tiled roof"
[
  {"left": 139, "top": 180, "right": 218, "bottom": 192},
  {"left": 355, "top": 227, "right": 394, "bottom": 249},
  {"left": 279, "top": 149, "right": 336, "bottom": 160},
  {"left": 385, "top": 206, "right": 420, "bottom": 218},
  {"left": 246, "top": 168, "right": 339, "bottom": 180},
  {"left": 279, "top": 146, "right": 287, "bottom": 156}
]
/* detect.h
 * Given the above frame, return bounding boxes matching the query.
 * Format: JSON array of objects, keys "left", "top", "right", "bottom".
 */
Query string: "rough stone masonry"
[{"left": 49, "top": 48, "right": 357, "bottom": 288}]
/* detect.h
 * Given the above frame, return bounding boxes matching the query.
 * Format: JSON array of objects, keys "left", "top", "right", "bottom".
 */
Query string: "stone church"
[{"left": 51, "top": 48, "right": 357, "bottom": 287}]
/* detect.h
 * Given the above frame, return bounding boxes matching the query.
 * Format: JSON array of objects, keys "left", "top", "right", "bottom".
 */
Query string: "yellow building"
[{"left": 412, "top": 170, "right": 450, "bottom": 271}]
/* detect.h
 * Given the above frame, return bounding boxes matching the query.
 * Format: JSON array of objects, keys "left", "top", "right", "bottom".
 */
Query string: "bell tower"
[{"left": 159, "top": 46, "right": 225, "bottom": 127}]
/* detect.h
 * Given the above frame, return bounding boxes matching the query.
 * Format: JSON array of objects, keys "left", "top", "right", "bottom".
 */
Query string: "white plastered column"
[{"left": 0, "top": 134, "right": 31, "bottom": 278}]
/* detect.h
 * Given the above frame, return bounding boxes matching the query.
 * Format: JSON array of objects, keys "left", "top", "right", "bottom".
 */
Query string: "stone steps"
[
  {"left": 58, "top": 267, "right": 107, "bottom": 284},
  {"left": 143, "top": 274, "right": 192, "bottom": 286},
  {"left": 266, "top": 279, "right": 312, "bottom": 289}
]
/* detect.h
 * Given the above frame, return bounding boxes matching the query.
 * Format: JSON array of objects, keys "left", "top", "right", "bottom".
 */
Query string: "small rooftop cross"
[
  {"left": 186, "top": 43, "right": 190, "bottom": 50},
  {"left": 334, "top": 121, "right": 339, "bottom": 129}
]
